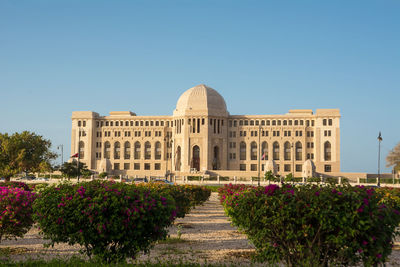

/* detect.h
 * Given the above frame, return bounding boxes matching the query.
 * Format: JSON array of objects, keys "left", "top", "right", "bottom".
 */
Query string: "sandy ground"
[{"left": 1, "top": 193, "right": 400, "bottom": 266}]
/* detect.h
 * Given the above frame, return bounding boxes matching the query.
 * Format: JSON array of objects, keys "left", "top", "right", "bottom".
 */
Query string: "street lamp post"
[
  {"left": 77, "top": 128, "right": 82, "bottom": 183},
  {"left": 377, "top": 132, "right": 383, "bottom": 187},
  {"left": 292, "top": 142, "right": 295, "bottom": 178},
  {"left": 57, "top": 144, "right": 64, "bottom": 168},
  {"left": 164, "top": 134, "right": 169, "bottom": 179},
  {"left": 258, "top": 125, "right": 261, "bottom": 186}
]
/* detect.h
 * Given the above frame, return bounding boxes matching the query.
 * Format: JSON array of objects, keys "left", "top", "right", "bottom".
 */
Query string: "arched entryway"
[
  {"left": 212, "top": 146, "right": 219, "bottom": 170},
  {"left": 192, "top": 145, "right": 200, "bottom": 171}
]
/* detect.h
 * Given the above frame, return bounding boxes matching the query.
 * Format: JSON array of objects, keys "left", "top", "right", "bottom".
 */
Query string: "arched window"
[
  {"left": 134, "top": 142, "right": 141, "bottom": 160},
  {"left": 114, "top": 142, "right": 120, "bottom": 159},
  {"left": 104, "top": 141, "right": 110, "bottom": 159},
  {"left": 145, "top": 141, "right": 151, "bottom": 160},
  {"left": 296, "top": 142, "right": 302, "bottom": 161},
  {"left": 324, "top": 141, "right": 331, "bottom": 161},
  {"left": 155, "top": 141, "right": 161, "bottom": 160},
  {"left": 262, "top": 141, "right": 268, "bottom": 160},
  {"left": 124, "top": 142, "right": 131, "bottom": 160},
  {"left": 240, "top": 142, "right": 246, "bottom": 160},
  {"left": 273, "top": 142, "right": 280, "bottom": 160},
  {"left": 79, "top": 141, "right": 85, "bottom": 159},
  {"left": 251, "top": 141, "right": 257, "bottom": 160},
  {"left": 284, "top": 142, "right": 291, "bottom": 161}
]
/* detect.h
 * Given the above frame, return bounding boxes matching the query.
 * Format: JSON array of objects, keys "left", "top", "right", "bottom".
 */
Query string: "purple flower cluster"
[{"left": 0, "top": 186, "right": 36, "bottom": 240}]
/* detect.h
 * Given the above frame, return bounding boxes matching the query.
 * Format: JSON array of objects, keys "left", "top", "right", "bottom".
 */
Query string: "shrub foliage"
[
  {"left": 33, "top": 180, "right": 177, "bottom": 263},
  {"left": 0, "top": 186, "right": 36, "bottom": 242},
  {"left": 219, "top": 183, "right": 400, "bottom": 266}
]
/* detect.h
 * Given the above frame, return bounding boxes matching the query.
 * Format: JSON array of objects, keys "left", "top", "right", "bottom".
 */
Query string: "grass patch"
[
  {"left": 157, "top": 237, "right": 189, "bottom": 245},
  {"left": 204, "top": 185, "right": 223, "bottom": 192}
]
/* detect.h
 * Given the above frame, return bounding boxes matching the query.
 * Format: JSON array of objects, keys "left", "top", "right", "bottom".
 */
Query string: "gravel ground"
[{"left": 1, "top": 192, "right": 400, "bottom": 266}]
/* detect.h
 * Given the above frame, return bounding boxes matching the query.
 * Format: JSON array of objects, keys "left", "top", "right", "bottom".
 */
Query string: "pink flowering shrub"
[
  {"left": 219, "top": 184, "right": 400, "bottom": 266},
  {"left": 33, "top": 180, "right": 176, "bottom": 263},
  {"left": 1, "top": 181, "right": 31, "bottom": 191},
  {"left": 0, "top": 186, "right": 36, "bottom": 242}
]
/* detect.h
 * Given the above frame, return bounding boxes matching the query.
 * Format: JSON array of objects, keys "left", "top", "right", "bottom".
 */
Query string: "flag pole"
[
  {"left": 377, "top": 132, "right": 382, "bottom": 187},
  {"left": 77, "top": 128, "right": 80, "bottom": 183}
]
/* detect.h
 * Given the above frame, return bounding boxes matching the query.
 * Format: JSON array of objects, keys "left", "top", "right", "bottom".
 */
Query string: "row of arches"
[
  {"left": 78, "top": 141, "right": 332, "bottom": 162},
  {"left": 238, "top": 141, "right": 332, "bottom": 161},
  {"left": 103, "top": 141, "right": 162, "bottom": 160}
]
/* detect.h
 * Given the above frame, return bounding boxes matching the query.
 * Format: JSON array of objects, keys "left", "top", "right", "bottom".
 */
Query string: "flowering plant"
[
  {"left": 33, "top": 180, "right": 177, "bottom": 263},
  {"left": 219, "top": 184, "right": 400, "bottom": 266},
  {"left": 0, "top": 186, "right": 36, "bottom": 242}
]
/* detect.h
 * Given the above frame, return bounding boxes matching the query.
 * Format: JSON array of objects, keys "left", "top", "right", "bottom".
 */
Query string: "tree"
[
  {"left": 265, "top": 170, "right": 279, "bottom": 184},
  {"left": 386, "top": 142, "right": 400, "bottom": 172},
  {"left": 0, "top": 131, "right": 56, "bottom": 181},
  {"left": 60, "top": 160, "right": 91, "bottom": 179}
]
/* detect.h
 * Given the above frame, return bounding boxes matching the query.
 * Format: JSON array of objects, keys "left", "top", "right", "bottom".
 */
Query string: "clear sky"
[{"left": 0, "top": 0, "right": 399, "bottom": 173}]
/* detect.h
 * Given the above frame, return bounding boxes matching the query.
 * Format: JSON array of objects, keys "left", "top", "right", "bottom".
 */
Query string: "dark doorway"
[
  {"left": 192, "top": 145, "right": 200, "bottom": 171},
  {"left": 212, "top": 146, "right": 219, "bottom": 170}
]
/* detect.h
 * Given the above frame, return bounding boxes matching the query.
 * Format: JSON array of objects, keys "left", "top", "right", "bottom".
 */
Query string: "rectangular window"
[
  {"left": 144, "top": 163, "right": 150, "bottom": 170},
  {"left": 284, "top": 164, "right": 291, "bottom": 172},
  {"left": 155, "top": 163, "right": 161, "bottom": 170},
  {"left": 240, "top": 164, "right": 246, "bottom": 171},
  {"left": 124, "top": 163, "right": 130, "bottom": 170},
  {"left": 134, "top": 163, "right": 140, "bottom": 170},
  {"left": 251, "top": 164, "right": 257, "bottom": 171},
  {"left": 296, "top": 164, "right": 302, "bottom": 172},
  {"left": 114, "top": 163, "right": 120, "bottom": 170},
  {"left": 325, "top": 165, "right": 332, "bottom": 172}
]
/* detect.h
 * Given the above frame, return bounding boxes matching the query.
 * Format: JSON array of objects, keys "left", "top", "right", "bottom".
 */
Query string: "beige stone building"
[{"left": 71, "top": 84, "right": 340, "bottom": 178}]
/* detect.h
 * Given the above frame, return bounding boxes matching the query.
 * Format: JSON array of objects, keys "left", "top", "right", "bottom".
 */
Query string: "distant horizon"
[{"left": 1, "top": 1, "right": 399, "bottom": 174}]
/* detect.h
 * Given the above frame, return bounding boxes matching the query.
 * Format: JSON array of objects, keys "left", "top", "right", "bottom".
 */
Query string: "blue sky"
[{"left": 0, "top": 0, "right": 399, "bottom": 173}]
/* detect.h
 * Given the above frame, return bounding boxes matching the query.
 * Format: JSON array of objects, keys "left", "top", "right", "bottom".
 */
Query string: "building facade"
[{"left": 71, "top": 84, "right": 340, "bottom": 178}]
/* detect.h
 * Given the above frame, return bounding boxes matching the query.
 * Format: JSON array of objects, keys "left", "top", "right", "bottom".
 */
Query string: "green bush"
[
  {"left": 219, "top": 176, "right": 230, "bottom": 181},
  {"left": 98, "top": 172, "right": 107, "bottom": 179},
  {"left": 187, "top": 176, "right": 201, "bottom": 181},
  {"left": 182, "top": 185, "right": 211, "bottom": 206},
  {"left": 33, "top": 180, "right": 177, "bottom": 263},
  {"left": 325, "top": 177, "right": 338, "bottom": 185},
  {"left": 360, "top": 178, "right": 399, "bottom": 184},
  {"left": 306, "top": 177, "right": 321, "bottom": 183},
  {"left": 220, "top": 184, "right": 400, "bottom": 266},
  {"left": 139, "top": 183, "right": 192, "bottom": 218}
]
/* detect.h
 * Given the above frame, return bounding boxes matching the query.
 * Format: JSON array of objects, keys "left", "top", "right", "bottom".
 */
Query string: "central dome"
[{"left": 174, "top": 84, "right": 228, "bottom": 117}]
